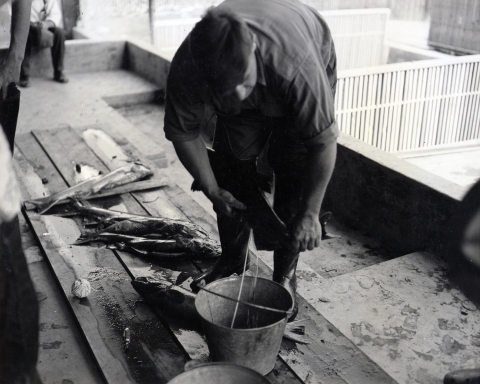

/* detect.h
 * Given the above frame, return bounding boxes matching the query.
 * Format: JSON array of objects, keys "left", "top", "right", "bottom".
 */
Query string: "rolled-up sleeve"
[{"left": 285, "top": 52, "right": 339, "bottom": 148}]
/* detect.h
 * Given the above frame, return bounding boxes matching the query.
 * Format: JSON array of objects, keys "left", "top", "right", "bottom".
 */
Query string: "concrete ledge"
[
  {"left": 0, "top": 39, "right": 128, "bottom": 78},
  {"left": 103, "top": 89, "right": 164, "bottom": 108},
  {"left": 124, "top": 39, "right": 170, "bottom": 89},
  {"left": 387, "top": 41, "right": 450, "bottom": 64},
  {"left": 324, "top": 133, "right": 465, "bottom": 255}
]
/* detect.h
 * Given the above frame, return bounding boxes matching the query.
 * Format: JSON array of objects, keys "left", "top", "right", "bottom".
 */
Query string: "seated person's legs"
[{"left": 51, "top": 26, "right": 68, "bottom": 83}]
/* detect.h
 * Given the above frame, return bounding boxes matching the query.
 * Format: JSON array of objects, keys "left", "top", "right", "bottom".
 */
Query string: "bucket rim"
[
  {"left": 194, "top": 276, "right": 293, "bottom": 331},
  {"left": 168, "top": 362, "right": 270, "bottom": 383}
]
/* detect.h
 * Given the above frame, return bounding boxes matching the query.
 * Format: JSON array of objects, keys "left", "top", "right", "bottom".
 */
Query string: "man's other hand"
[
  {"left": 210, "top": 188, "right": 246, "bottom": 218},
  {"left": 289, "top": 213, "right": 322, "bottom": 253}
]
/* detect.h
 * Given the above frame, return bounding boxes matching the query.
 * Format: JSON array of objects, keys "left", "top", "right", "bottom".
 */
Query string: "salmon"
[{"left": 26, "top": 162, "right": 153, "bottom": 214}]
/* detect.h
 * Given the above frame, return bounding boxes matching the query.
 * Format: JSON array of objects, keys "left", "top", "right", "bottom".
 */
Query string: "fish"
[
  {"left": 25, "top": 162, "right": 153, "bottom": 214},
  {"left": 74, "top": 231, "right": 220, "bottom": 260},
  {"left": 67, "top": 201, "right": 209, "bottom": 239},
  {"left": 131, "top": 276, "right": 202, "bottom": 327}
]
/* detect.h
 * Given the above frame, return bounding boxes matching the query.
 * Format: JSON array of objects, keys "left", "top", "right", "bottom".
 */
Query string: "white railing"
[
  {"left": 320, "top": 9, "right": 390, "bottom": 70},
  {"left": 301, "top": 0, "right": 428, "bottom": 20},
  {"left": 335, "top": 55, "right": 480, "bottom": 152}
]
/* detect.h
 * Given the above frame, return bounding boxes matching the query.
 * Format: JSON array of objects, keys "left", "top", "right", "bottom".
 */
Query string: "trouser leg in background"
[
  {"left": 268, "top": 119, "right": 308, "bottom": 321},
  {"left": 50, "top": 27, "right": 66, "bottom": 77},
  {"left": 0, "top": 218, "right": 42, "bottom": 384},
  {"left": 0, "top": 83, "right": 21, "bottom": 154}
]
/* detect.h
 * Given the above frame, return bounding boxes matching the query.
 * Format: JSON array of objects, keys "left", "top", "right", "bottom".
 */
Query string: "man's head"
[{"left": 190, "top": 7, "right": 257, "bottom": 114}]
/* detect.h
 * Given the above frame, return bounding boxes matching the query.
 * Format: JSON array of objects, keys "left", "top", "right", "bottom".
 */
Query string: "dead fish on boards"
[
  {"left": 131, "top": 276, "right": 201, "bottom": 325},
  {"left": 131, "top": 276, "right": 310, "bottom": 344},
  {"left": 25, "top": 162, "right": 153, "bottom": 214},
  {"left": 74, "top": 231, "right": 221, "bottom": 259},
  {"left": 69, "top": 202, "right": 209, "bottom": 239}
]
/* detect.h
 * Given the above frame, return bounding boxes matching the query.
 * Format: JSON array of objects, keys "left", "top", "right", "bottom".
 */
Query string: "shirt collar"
[{"left": 253, "top": 35, "right": 266, "bottom": 87}]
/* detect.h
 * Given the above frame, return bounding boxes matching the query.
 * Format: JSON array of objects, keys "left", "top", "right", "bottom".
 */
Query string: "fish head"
[{"left": 131, "top": 276, "right": 171, "bottom": 295}]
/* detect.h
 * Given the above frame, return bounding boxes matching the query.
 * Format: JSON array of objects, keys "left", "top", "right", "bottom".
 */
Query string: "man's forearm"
[
  {"left": 9, "top": 0, "right": 31, "bottom": 64},
  {"left": 172, "top": 136, "right": 220, "bottom": 199},
  {"left": 300, "top": 141, "right": 337, "bottom": 218}
]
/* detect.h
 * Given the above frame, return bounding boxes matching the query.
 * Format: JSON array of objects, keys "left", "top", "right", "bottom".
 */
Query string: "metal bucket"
[
  {"left": 167, "top": 363, "right": 270, "bottom": 384},
  {"left": 195, "top": 276, "right": 293, "bottom": 375}
]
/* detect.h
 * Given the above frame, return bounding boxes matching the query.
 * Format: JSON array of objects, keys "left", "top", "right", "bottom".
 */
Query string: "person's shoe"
[
  {"left": 17, "top": 76, "right": 29, "bottom": 87},
  {"left": 54, "top": 71, "right": 69, "bottom": 83}
]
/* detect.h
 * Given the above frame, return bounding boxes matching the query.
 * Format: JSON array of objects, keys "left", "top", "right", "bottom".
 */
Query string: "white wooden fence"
[
  {"left": 320, "top": 9, "right": 390, "bottom": 70},
  {"left": 153, "top": 8, "right": 390, "bottom": 68},
  {"left": 335, "top": 55, "right": 480, "bottom": 152}
]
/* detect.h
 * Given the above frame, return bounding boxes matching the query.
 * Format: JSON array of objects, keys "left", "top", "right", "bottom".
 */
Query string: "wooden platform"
[{"left": 13, "top": 126, "right": 396, "bottom": 383}]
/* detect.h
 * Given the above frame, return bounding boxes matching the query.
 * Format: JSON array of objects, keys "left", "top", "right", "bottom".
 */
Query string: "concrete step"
[
  {"left": 16, "top": 70, "right": 168, "bottom": 169},
  {"left": 297, "top": 251, "right": 480, "bottom": 384}
]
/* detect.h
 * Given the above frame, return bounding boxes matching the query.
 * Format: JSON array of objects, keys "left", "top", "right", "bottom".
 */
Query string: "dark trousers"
[
  {"left": 0, "top": 83, "right": 20, "bottom": 154},
  {"left": 211, "top": 115, "right": 307, "bottom": 253},
  {"left": 20, "top": 25, "right": 66, "bottom": 79},
  {"left": 0, "top": 218, "right": 42, "bottom": 384}
]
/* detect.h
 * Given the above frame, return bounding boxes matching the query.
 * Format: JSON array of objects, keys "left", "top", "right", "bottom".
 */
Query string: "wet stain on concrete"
[
  {"left": 62, "top": 380, "right": 74, "bottom": 384},
  {"left": 41, "top": 341, "right": 63, "bottom": 349},
  {"left": 438, "top": 318, "right": 460, "bottom": 331},
  {"left": 412, "top": 349, "right": 433, "bottom": 361},
  {"left": 351, "top": 322, "right": 399, "bottom": 347},
  {"left": 415, "top": 367, "right": 439, "bottom": 384},
  {"left": 439, "top": 335, "right": 466, "bottom": 355},
  {"left": 470, "top": 332, "right": 480, "bottom": 348},
  {"left": 297, "top": 270, "right": 318, "bottom": 282},
  {"left": 384, "top": 326, "right": 416, "bottom": 340},
  {"left": 400, "top": 305, "right": 418, "bottom": 315},
  {"left": 355, "top": 275, "right": 375, "bottom": 289},
  {"left": 371, "top": 337, "right": 398, "bottom": 347},
  {"left": 403, "top": 314, "right": 418, "bottom": 329},
  {"left": 388, "top": 349, "right": 399, "bottom": 360}
]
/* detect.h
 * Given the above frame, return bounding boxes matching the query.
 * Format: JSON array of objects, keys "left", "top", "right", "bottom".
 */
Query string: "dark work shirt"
[{"left": 164, "top": 0, "right": 339, "bottom": 152}]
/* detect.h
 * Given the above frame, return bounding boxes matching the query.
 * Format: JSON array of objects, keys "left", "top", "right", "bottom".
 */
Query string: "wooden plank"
[
  {"left": 14, "top": 138, "right": 188, "bottom": 384},
  {"left": 16, "top": 133, "right": 68, "bottom": 197},
  {"left": 29, "top": 127, "right": 168, "bottom": 205}
]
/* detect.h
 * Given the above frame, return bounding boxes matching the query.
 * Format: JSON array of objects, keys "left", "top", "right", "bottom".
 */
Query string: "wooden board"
[
  {"left": 21, "top": 127, "right": 168, "bottom": 211},
  {"left": 14, "top": 138, "right": 188, "bottom": 384}
]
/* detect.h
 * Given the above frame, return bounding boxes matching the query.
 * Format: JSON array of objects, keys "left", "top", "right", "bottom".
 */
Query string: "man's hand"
[
  {"left": 209, "top": 188, "right": 246, "bottom": 218},
  {"left": 289, "top": 213, "right": 322, "bottom": 253},
  {"left": 0, "top": 57, "right": 20, "bottom": 99}
]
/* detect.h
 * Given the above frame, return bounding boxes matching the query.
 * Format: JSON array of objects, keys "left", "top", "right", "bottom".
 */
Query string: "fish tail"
[
  {"left": 73, "top": 233, "right": 97, "bottom": 245},
  {"left": 24, "top": 196, "right": 58, "bottom": 215}
]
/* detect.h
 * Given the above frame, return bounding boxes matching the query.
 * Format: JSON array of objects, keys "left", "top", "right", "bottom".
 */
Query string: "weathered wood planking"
[
  {"left": 25, "top": 127, "right": 167, "bottom": 210},
  {"left": 15, "top": 137, "right": 188, "bottom": 384},
  {"left": 17, "top": 126, "right": 394, "bottom": 383}
]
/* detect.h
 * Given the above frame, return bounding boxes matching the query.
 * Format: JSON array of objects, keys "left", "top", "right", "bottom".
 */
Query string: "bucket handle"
[{"left": 199, "top": 286, "right": 293, "bottom": 316}]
